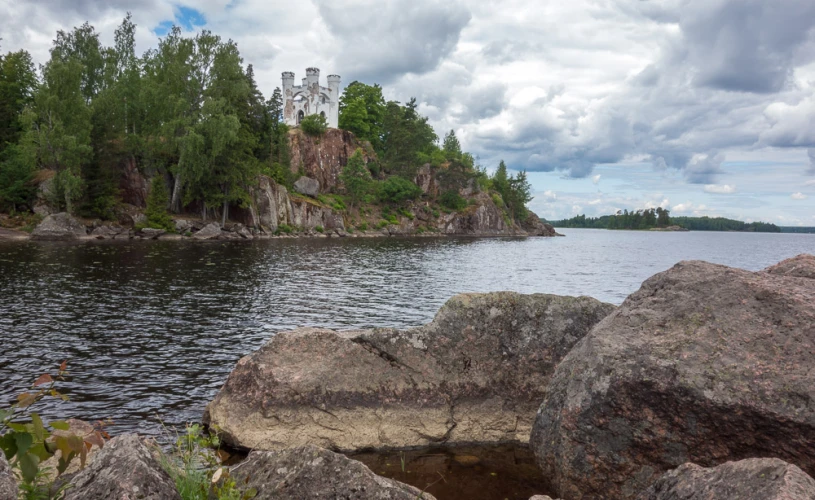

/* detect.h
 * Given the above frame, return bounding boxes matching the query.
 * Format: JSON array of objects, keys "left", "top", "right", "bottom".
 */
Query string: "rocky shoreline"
[{"left": 3, "top": 255, "right": 814, "bottom": 499}]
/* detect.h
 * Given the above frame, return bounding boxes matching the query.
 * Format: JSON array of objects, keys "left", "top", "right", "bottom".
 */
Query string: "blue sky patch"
[{"left": 154, "top": 6, "right": 206, "bottom": 35}]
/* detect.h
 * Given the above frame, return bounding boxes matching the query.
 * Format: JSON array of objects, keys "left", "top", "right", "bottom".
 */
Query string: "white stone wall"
[{"left": 282, "top": 68, "right": 340, "bottom": 129}]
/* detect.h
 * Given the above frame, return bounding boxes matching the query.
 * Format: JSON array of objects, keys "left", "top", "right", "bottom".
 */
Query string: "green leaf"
[
  {"left": 29, "top": 442, "right": 51, "bottom": 461},
  {"left": 31, "top": 413, "right": 44, "bottom": 442},
  {"left": 50, "top": 420, "right": 70, "bottom": 431},
  {"left": 18, "top": 451, "right": 40, "bottom": 483},
  {"left": 0, "top": 409, "right": 13, "bottom": 422},
  {"left": 14, "top": 432, "right": 33, "bottom": 456},
  {"left": 57, "top": 451, "right": 76, "bottom": 475},
  {"left": 0, "top": 433, "right": 17, "bottom": 460}
]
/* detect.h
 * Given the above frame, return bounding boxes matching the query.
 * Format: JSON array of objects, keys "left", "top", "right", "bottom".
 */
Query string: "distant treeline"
[
  {"left": 551, "top": 208, "right": 671, "bottom": 230},
  {"left": 779, "top": 227, "right": 815, "bottom": 234},
  {"left": 671, "top": 216, "right": 780, "bottom": 232},
  {"left": 551, "top": 209, "right": 781, "bottom": 232}
]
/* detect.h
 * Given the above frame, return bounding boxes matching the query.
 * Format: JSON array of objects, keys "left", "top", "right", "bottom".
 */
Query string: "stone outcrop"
[
  {"left": 293, "top": 176, "right": 320, "bottom": 197},
  {"left": 119, "top": 157, "right": 149, "bottom": 207},
  {"left": 63, "top": 434, "right": 180, "bottom": 500},
  {"left": 31, "top": 213, "right": 88, "bottom": 241},
  {"left": 765, "top": 253, "right": 815, "bottom": 279},
  {"left": 205, "top": 292, "right": 614, "bottom": 452},
  {"left": 436, "top": 192, "right": 515, "bottom": 235},
  {"left": 415, "top": 163, "right": 439, "bottom": 197},
  {"left": 230, "top": 445, "right": 436, "bottom": 500},
  {"left": 520, "top": 212, "right": 560, "bottom": 237},
  {"left": 0, "top": 453, "right": 16, "bottom": 500},
  {"left": 192, "top": 222, "right": 222, "bottom": 240},
  {"left": 287, "top": 128, "right": 373, "bottom": 193},
  {"left": 638, "top": 458, "right": 815, "bottom": 500},
  {"left": 531, "top": 255, "right": 815, "bottom": 499}
]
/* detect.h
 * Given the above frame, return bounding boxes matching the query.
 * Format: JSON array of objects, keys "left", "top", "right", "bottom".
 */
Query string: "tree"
[
  {"left": 379, "top": 176, "right": 422, "bottom": 204},
  {"left": 339, "top": 97, "right": 369, "bottom": 138},
  {"left": 339, "top": 81, "right": 385, "bottom": 147},
  {"left": 442, "top": 129, "right": 462, "bottom": 160},
  {"left": 340, "top": 149, "right": 372, "bottom": 206},
  {"left": 380, "top": 98, "right": 437, "bottom": 177},
  {"left": 507, "top": 170, "right": 533, "bottom": 220},
  {"left": 143, "top": 176, "right": 174, "bottom": 231},
  {"left": 0, "top": 144, "right": 36, "bottom": 212},
  {"left": 492, "top": 160, "right": 509, "bottom": 199},
  {"left": 0, "top": 49, "right": 37, "bottom": 153}
]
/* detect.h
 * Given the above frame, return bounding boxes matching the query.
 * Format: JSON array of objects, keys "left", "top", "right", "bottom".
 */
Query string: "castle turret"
[
  {"left": 281, "top": 71, "right": 294, "bottom": 94},
  {"left": 306, "top": 67, "right": 320, "bottom": 89},
  {"left": 327, "top": 74, "right": 341, "bottom": 103}
]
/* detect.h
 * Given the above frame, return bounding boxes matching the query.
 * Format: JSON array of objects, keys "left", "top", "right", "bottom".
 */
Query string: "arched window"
[
  {"left": 320, "top": 111, "right": 326, "bottom": 119},
  {"left": 297, "top": 110, "right": 305, "bottom": 124}
]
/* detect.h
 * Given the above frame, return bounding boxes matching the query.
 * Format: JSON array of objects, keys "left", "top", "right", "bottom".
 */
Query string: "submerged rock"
[
  {"left": 31, "top": 213, "right": 88, "bottom": 241},
  {"left": 205, "top": 292, "right": 614, "bottom": 452},
  {"left": 531, "top": 255, "right": 815, "bottom": 499},
  {"left": 639, "top": 458, "right": 815, "bottom": 500},
  {"left": 230, "top": 445, "right": 436, "bottom": 499},
  {"left": 0, "top": 453, "right": 16, "bottom": 500},
  {"left": 62, "top": 434, "right": 180, "bottom": 500}
]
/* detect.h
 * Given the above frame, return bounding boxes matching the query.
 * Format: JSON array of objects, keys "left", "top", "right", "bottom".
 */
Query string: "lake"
[{"left": 1, "top": 229, "right": 813, "bottom": 437}]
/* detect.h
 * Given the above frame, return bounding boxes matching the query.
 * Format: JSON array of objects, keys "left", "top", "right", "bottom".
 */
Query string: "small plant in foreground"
[
  {"left": 0, "top": 362, "right": 109, "bottom": 496},
  {"left": 155, "top": 422, "right": 256, "bottom": 500}
]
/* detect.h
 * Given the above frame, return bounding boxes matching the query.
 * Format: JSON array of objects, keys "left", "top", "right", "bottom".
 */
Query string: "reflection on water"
[{"left": 1, "top": 230, "right": 813, "bottom": 437}]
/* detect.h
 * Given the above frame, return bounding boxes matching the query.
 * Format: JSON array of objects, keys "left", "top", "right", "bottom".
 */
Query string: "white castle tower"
[{"left": 282, "top": 68, "right": 340, "bottom": 129}]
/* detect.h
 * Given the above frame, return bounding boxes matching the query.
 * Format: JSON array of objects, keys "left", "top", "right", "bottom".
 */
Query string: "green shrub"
[
  {"left": 357, "top": 222, "right": 368, "bottom": 231},
  {"left": 315, "top": 225, "right": 324, "bottom": 233},
  {"left": 346, "top": 226, "right": 354, "bottom": 233},
  {"left": 431, "top": 209, "right": 440, "bottom": 218},
  {"left": 440, "top": 189, "right": 468, "bottom": 211},
  {"left": 376, "top": 220, "right": 389, "bottom": 229},
  {"left": 300, "top": 114, "right": 328, "bottom": 137},
  {"left": 275, "top": 224, "right": 294, "bottom": 235},
  {"left": 379, "top": 176, "right": 422, "bottom": 204},
  {"left": 398, "top": 208, "right": 414, "bottom": 220}
]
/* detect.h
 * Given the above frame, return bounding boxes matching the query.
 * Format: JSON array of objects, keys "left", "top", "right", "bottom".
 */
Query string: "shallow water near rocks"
[{"left": 351, "top": 444, "right": 552, "bottom": 500}]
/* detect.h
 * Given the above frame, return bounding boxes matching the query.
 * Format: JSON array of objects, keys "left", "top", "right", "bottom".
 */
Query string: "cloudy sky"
[{"left": 2, "top": 0, "right": 815, "bottom": 225}]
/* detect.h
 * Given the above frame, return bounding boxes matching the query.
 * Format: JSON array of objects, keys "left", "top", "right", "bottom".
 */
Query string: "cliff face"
[{"left": 287, "top": 128, "right": 373, "bottom": 193}]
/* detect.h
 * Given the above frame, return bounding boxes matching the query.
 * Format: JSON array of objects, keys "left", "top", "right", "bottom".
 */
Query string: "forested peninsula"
[
  {"left": 551, "top": 208, "right": 781, "bottom": 232},
  {"left": 0, "top": 16, "right": 556, "bottom": 241}
]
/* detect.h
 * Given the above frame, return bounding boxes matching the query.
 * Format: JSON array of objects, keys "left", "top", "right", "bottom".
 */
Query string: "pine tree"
[
  {"left": 144, "top": 176, "right": 174, "bottom": 231},
  {"left": 340, "top": 149, "right": 372, "bottom": 206}
]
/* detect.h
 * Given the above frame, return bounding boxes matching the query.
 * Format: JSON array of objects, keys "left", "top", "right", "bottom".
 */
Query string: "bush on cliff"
[
  {"left": 378, "top": 176, "right": 422, "bottom": 204},
  {"left": 299, "top": 114, "right": 327, "bottom": 137},
  {"left": 440, "top": 189, "right": 467, "bottom": 211},
  {"left": 340, "top": 149, "right": 373, "bottom": 206}
]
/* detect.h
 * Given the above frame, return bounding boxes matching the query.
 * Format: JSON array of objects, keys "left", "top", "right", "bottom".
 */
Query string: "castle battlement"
[{"left": 282, "top": 68, "right": 340, "bottom": 129}]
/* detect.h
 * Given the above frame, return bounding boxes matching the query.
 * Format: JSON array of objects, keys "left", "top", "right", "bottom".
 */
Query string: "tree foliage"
[
  {"left": 340, "top": 149, "right": 372, "bottom": 206},
  {"left": 300, "top": 113, "right": 327, "bottom": 137},
  {"left": 143, "top": 176, "right": 174, "bottom": 231}
]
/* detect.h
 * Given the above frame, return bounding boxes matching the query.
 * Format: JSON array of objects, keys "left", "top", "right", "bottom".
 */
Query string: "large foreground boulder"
[
  {"left": 31, "top": 213, "right": 87, "bottom": 241},
  {"left": 62, "top": 434, "right": 180, "bottom": 500},
  {"left": 231, "top": 445, "right": 436, "bottom": 499},
  {"left": 0, "top": 453, "right": 16, "bottom": 500},
  {"left": 205, "top": 292, "right": 614, "bottom": 452},
  {"left": 638, "top": 458, "right": 815, "bottom": 500},
  {"left": 531, "top": 255, "right": 815, "bottom": 499}
]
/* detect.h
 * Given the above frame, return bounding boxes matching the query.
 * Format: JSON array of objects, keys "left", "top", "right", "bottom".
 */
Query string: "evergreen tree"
[
  {"left": 442, "top": 129, "right": 461, "bottom": 159},
  {"left": 341, "top": 149, "right": 372, "bottom": 206},
  {"left": 143, "top": 175, "right": 174, "bottom": 231}
]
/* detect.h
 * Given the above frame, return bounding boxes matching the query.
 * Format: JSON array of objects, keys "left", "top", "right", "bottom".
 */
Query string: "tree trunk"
[
  {"left": 171, "top": 173, "right": 182, "bottom": 213},
  {"left": 221, "top": 187, "right": 229, "bottom": 227},
  {"left": 202, "top": 203, "right": 206, "bottom": 221}
]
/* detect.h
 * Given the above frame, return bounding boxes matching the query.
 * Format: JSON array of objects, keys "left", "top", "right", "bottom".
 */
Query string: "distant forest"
[
  {"left": 779, "top": 227, "right": 815, "bottom": 234},
  {"left": 550, "top": 209, "right": 781, "bottom": 233}
]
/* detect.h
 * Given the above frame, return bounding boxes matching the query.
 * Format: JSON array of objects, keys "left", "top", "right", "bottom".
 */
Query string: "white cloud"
[
  {"left": 672, "top": 201, "right": 709, "bottom": 215},
  {"left": 704, "top": 184, "right": 736, "bottom": 194},
  {"left": 791, "top": 192, "right": 809, "bottom": 200},
  {"left": 592, "top": 174, "right": 601, "bottom": 184},
  {"left": 804, "top": 179, "right": 815, "bottom": 187}
]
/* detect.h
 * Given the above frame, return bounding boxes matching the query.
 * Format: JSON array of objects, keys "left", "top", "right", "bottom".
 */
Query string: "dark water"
[{"left": 1, "top": 230, "right": 813, "bottom": 436}]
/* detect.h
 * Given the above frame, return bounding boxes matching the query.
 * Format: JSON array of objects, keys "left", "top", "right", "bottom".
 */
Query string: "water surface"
[{"left": 1, "top": 230, "right": 813, "bottom": 437}]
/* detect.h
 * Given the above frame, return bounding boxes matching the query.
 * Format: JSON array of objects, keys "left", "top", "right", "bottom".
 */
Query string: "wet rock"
[
  {"left": 139, "top": 228, "right": 165, "bottom": 239},
  {"left": 293, "top": 176, "right": 320, "bottom": 197},
  {"left": 531, "top": 256, "right": 815, "bottom": 499},
  {"left": 193, "top": 223, "right": 222, "bottom": 240},
  {"left": 31, "top": 213, "right": 88, "bottom": 241},
  {"left": 63, "top": 434, "right": 180, "bottom": 500},
  {"left": 638, "top": 458, "right": 815, "bottom": 500},
  {"left": 519, "top": 213, "right": 559, "bottom": 237},
  {"left": 205, "top": 292, "right": 614, "bottom": 452},
  {"left": 230, "top": 445, "right": 435, "bottom": 500},
  {"left": 0, "top": 453, "right": 16, "bottom": 500}
]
